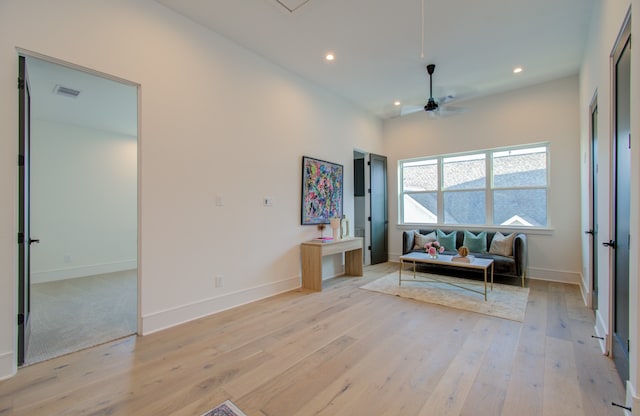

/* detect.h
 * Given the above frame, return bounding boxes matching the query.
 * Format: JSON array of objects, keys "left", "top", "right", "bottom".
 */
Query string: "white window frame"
[{"left": 399, "top": 143, "right": 549, "bottom": 228}]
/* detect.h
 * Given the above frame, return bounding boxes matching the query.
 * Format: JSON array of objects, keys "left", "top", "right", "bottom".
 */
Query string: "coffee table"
[{"left": 399, "top": 252, "right": 494, "bottom": 301}]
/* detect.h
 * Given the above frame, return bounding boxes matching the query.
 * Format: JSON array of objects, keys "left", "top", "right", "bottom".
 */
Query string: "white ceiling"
[
  {"left": 26, "top": 56, "right": 138, "bottom": 137},
  {"left": 155, "top": 0, "right": 595, "bottom": 119}
]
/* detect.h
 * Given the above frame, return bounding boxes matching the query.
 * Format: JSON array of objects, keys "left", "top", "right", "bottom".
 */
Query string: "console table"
[{"left": 300, "top": 237, "right": 364, "bottom": 291}]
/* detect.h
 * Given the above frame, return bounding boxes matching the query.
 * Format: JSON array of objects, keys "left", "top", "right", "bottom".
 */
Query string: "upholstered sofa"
[{"left": 402, "top": 229, "right": 528, "bottom": 286}]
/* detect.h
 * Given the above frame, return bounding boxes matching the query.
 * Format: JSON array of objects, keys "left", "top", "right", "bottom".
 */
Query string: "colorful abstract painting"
[{"left": 301, "top": 156, "right": 343, "bottom": 225}]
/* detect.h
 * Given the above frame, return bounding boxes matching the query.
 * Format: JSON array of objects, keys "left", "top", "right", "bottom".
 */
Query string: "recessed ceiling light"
[
  {"left": 394, "top": 101, "right": 401, "bottom": 106},
  {"left": 325, "top": 53, "right": 335, "bottom": 62},
  {"left": 513, "top": 66, "right": 523, "bottom": 74}
]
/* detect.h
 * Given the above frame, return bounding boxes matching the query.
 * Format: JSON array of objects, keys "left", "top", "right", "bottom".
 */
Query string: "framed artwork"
[{"left": 301, "top": 156, "right": 343, "bottom": 225}]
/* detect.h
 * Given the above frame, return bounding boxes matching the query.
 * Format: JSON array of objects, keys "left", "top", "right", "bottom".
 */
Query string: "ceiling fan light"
[{"left": 513, "top": 66, "right": 523, "bottom": 74}]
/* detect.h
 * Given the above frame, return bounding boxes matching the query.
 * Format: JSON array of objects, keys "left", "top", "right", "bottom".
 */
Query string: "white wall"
[
  {"left": 30, "top": 119, "right": 137, "bottom": 283},
  {"left": 579, "top": 0, "right": 640, "bottom": 409},
  {"left": 383, "top": 76, "right": 582, "bottom": 283},
  {"left": 0, "top": 0, "right": 383, "bottom": 379}
]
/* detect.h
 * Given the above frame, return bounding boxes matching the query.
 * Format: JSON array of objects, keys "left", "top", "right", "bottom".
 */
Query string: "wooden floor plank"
[
  {"left": 0, "top": 263, "right": 626, "bottom": 416},
  {"left": 417, "top": 317, "right": 500, "bottom": 416},
  {"left": 459, "top": 319, "right": 521, "bottom": 416},
  {"left": 500, "top": 280, "right": 548, "bottom": 416},
  {"left": 543, "top": 337, "right": 584, "bottom": 416}
]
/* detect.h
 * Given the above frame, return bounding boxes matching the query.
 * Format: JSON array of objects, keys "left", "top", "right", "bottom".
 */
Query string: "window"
[{"left": 399, "top": 144, "right": 548, "bottom": 227}]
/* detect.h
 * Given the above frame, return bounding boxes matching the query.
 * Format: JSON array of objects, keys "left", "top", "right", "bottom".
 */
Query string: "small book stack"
[
  {"left": 452, "top": 255, "right": 474, "bottom": 263},
  {"left": 313, "top": 237, "right": 334, "bottom": 243}
]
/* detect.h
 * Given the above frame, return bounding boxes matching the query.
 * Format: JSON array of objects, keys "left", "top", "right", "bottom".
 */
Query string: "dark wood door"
[
  {"left": 18, "top": 56, "right": 33, "bottom": 366},
  {"left": 612, "top": 25, "right": 630, "bottom": 383},
  {"left": 589, "top": 100, "right": 598, "bottom": 310},
  {"left": 369, "top": 153, "right": 388, "bottom": 264}
]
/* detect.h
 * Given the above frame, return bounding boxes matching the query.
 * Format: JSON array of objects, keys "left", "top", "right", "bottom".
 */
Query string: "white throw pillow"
[
  {"left": 489, "top": 232, "right": 516, "bottom": 256},
  {"left": 413, "top": 231, "right": 437, "bottom": 250}
]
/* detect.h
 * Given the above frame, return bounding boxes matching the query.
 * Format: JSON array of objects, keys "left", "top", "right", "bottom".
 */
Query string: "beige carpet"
[
  {"left": 360, "top": 272, "right": 529, "bottom": 322},
  {"left": 25, "top": 269, "right": 137, "bottom": 365}
]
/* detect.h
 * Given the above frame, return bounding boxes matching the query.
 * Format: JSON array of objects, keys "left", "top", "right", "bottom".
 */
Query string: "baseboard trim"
[
  {"left": 32, "top": 260, "right": 137, "bottom": 284},
  {"left": 0, "top": 350, "right": 16, "bottom": 380},
  {"left": 626, "top": 381, "right": 638, "bottom": 416},
  {"left": 595, "top": 310, "right": 608, "bottom": 355},
  {"left": 526, "top": 267, "right": 581, "bottom": 285},
  {"left": 141, "top": 275, "right": 300, "bottom": 335},
  {"left": 578, "top": 272, "right": 590, "bottom": 307}
]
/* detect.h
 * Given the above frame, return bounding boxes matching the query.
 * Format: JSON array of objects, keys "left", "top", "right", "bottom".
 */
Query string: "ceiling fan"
[{"left": 400, "top": 64, "right": 467, "bottom": 118}]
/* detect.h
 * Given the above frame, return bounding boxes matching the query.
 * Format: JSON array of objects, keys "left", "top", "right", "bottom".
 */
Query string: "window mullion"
[
  {"left": 486, "top": 151, "right": 493, "bottom": 225},
  {"left": 437, "top": 157, "right": 443, "bottom": 224}
]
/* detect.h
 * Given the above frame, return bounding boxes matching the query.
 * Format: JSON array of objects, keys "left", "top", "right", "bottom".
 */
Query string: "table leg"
[
  {"left": 399, "top": 260, "right": 402, "bottom": 286},
  {"left": 483, "top": 268, "right": 487, "bottom": 301},
  {"left": 490, "top": 263, "right": 494, "bottom": 290}
]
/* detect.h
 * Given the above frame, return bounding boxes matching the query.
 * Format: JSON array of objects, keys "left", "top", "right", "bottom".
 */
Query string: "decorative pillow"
[
  {"left": 489, "top": 232, "right": 516, "bottom": 256},
  {"left": 463, "top": 230, "right": 487, "bottom": 253},
  {"left": 413, "top": 231, "right": 436, "bottom": 250},
  {"left": 436, "top": 230, "right": 457, "bottom": 251}
]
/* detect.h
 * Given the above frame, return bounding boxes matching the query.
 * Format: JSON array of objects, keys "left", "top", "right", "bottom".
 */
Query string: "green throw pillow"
[
  {"left": 463, "top": 230, "right": 487, "bottom": 253},
  {"left": 436, "top": 230, "right": 457, "bottom": 251}
]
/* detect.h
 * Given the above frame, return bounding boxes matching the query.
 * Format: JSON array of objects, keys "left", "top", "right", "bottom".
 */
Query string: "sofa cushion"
[
  {"left": 463, "top": 230, "right": 487, "bottom": 253},
  {"left": 489, "top": 232, "right": 516, "bottom": 257},
  {"left": 437, "top": 229, "right": 457, "bottom": 251},
  {"left": 474, "top": 252, "right": 517, "bottom": 275},
  {"left": 413, "top": 231, "right": 436, "bottom": 250}
]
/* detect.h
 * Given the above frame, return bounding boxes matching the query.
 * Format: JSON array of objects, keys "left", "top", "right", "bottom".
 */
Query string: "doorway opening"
[
  {"left": 353, "top": 150, "right": 370, "bottom": 265},
  {"left": 18, "top": 54, "right": 139, "bottom": 365}
]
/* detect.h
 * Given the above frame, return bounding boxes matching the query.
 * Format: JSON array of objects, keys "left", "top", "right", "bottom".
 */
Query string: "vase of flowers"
[{"left": 425, "top": 241, "right": 445, "bottom": 258}]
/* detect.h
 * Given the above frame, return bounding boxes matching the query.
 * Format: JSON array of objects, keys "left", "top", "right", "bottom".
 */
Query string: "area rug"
[
  {"left": 360, "top": 272, "right": 529, "bottom": 322},
  {"left": 200, "top": 400, "right": 247, "bottom": 416}
]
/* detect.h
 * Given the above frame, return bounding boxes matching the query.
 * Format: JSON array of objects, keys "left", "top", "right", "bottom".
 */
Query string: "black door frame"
[
  {"left": 588, "top": 93, "right": 598, "bottom": 311},
  {"left": 17, "top": 55, "right": 32, "bottom": 366},
  {"left": 16, "top": 51, "right": 141, "bottom": 365},
  {"left": 609, "top": 11, "right": 631, "bottom": 382},
  {"left": 369, "top": 153, "right": 388, "bottom": 265}
]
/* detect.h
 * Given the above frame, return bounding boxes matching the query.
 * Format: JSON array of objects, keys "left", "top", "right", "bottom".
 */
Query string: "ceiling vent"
[
  {"left": 53, "top": 84, "right": 81, "bottom": 98},
  {"left": 272, "top": 0, "right": 312, "bottom": 13}
]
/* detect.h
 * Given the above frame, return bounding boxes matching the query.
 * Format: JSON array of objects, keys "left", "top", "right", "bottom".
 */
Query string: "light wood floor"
[{"left": 0, "top": 263, "right": 625, "bottom": 415}]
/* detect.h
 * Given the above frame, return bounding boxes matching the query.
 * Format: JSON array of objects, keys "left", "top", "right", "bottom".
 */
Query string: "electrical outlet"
[
  {"left": 263, "top": 197, "right": 273, "bottom": 207},
  {"left": 215, "top": 276, "right": 223, "bottom": 288}
]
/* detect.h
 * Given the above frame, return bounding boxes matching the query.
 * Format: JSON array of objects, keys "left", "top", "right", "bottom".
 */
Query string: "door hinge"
[
  {"left": 629, "top": 134, "right": 631, "bottom": 149},
  {"left": 17, "top": 77, "right": 24, "bottom": 90},
  {"left": 18, "top": 154, "right": 24, "bottom": 167},
  {"left": 17, "top": 313, "right": 24, "bottom": 325},
  {"left": 368, "top": 245, "right": 372, "bottom": 251},
  {"left": 367, "top": 216, "right": 371, "bottom": 221},
  {"left": 368, "top": 188, "right": 371, "bottom": 194},
  {"left": 367, "top": 161, "right": 371, "bottom": 166},
  {"left": 17, "top": 232, "right": 24, "bottom": 244}
]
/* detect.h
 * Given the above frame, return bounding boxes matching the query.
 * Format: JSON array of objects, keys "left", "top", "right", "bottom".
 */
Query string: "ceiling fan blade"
[
  {"left": 436, "top": 106, "right": 468, "bottom": 117},
  {"left": 399, "top": 105, "right": 423, "bottom": 116},
  {"left": 437, "top": 94, "right": 456, "bottom": 104}
]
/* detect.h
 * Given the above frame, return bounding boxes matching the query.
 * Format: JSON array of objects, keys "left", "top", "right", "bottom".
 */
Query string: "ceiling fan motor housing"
[{"left": 424, "top": 98, "right": 438, "bottom": 112}]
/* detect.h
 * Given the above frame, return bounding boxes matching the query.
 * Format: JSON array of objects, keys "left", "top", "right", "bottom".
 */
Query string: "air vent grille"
[
  {"left": 272, "top": 0, "right": 312, "bottom": 13},
  {"left": 53, "top": 84, "right": 81, "bottom": 98}
]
